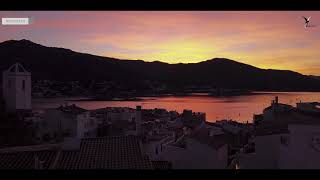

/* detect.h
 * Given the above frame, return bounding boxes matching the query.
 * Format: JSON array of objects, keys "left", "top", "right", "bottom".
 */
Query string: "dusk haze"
[
  {"left": 0, "top": 11, "right": 320, "bottom": 75},
  {"left": 0, "top": 11, "right": 320, "bottom": 170}
]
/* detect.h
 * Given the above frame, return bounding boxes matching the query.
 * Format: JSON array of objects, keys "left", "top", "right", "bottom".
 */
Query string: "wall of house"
[
  {"left": 217, "top": 144, "right": 228, "bottom": 168},
  {"left": 157, "top": 145, "right": 190, "bottom": 169},
  {"left": 41, "top": 109, "right": 63, "bottom": 136},
  {"left": 279, "top": 125, "right": 320, "bottom": 169},
  {"left": 184, "top": 139, "right": 226, "bottom": 169},
  {"left": 106, "top": 111, "right": 136, "bottom": 122},
  {"left": 254, "top": 134, "right": 284, "bottom": 168},
  {"left": 2, "top": 72, "right": 16, "bottom": 111},
  {"left": 60, "top": 113, "right": 77, "bottom": 137},
  {"left": 77, "top": 112, "right": 87, "bottom": 138},
  {"left": 2, "top": 72, "right": 31, "bottom": 112},
  {"left": 40, "top": 109, "right": 78, "bottom": 140},
  {"left": 77, "top": 112, "right": 97, "bottom": 138},
  {"left": 144, "top": 140, "right": 164, "bottom": 160},
  {"left": 14, "top": 73, "right": 31, "bottom": 110},
  {"left": 158, "top": 138, "right": 227, "bottom": 169}
]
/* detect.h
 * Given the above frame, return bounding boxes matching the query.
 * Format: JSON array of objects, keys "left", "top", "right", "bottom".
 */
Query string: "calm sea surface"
[{"left": 32, "top": 92, "right": 320, "bottom": 123}]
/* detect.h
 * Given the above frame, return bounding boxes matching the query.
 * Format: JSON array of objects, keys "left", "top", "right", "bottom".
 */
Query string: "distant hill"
[
  {"left": 309, "top": 75, "right": 320, "bottom": 81},
  {"left": 0, "top": 39, "right": 320, "bottom": 91}
]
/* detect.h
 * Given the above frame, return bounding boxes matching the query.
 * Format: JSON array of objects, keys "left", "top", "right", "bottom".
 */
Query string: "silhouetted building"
[
  {"left": 237, "top": 99, "right": 320, "bottom": 169},
  {"left": 157, "top": 126, "right": 230, "bottom": 169},
  {"left": 297, "top": 102, "right": 320, "bottom": 114}
]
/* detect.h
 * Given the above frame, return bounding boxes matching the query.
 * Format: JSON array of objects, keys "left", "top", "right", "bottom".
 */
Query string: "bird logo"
[
  {"left": 302, "top": 16, "right": 316, "bottom": 28},
  {"left": 303, "top": 16, "right": 311, "bottom": 28}
]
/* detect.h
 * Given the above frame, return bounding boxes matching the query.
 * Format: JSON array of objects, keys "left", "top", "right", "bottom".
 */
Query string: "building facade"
[{"left": 2, "top": 63, "right": 31, "bottom": 112}]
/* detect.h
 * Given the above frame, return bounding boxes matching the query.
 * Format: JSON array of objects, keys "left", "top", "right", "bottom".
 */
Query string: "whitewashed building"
[
  {"left": 36, "top": 105, "right": 97, "bottom": 141},
  {"left": 156, "top": 126, "right": 230, "bottom": 169},
  {"left": 237, "top": 101, "right": 320, "bottom": 169},
  {"left": 105, "top": 107, "right": 136, "bottom": 122},
  {"left": 2, "top": 63, "right": 31, "bottom": 112}
]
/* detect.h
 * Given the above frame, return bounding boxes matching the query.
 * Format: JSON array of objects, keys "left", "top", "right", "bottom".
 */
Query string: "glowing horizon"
[{"left": 1, "top": 11, "right": 320, "bottom": 75}]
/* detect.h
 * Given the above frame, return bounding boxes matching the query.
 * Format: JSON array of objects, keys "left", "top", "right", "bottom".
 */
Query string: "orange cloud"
[{"left": 1, "top": 11, "right": 320, "bottom": 75}]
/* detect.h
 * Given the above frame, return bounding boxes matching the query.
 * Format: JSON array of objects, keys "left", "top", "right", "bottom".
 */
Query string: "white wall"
[
  {"left": 254, "top": 134, "right": 284, "bottom": 168},
  {"left": 144, "top": 140, "right": 163, "bottom": 160},
  {"left": 2, "top": 70, "right": 31, "bottom": 112},
  {"left": 106, "top": 111, "right": 136, "bottom": 122},
  {"left": 158, "top": 138, "right": 228, "bottom": 169},
  {"left": 217, "top": 144, "right": 228, "bottom": 168},
  {"left": 241, "top": 125, "right": 320, "bottom": 169},
  {"left": 77, "top": 112, "right": 87, "bottom": 138},
  {"left": 15, "top": 73, "right": 31, "bottom": 110},
  {"left": 279, "top": 125, "right": 320, "bottom": 169},
  {"left": 77, "top": 112, "right": 97, "bottom": 138},
  {"left": 40, "top": 109, "right": 78, "bottom": 139}
]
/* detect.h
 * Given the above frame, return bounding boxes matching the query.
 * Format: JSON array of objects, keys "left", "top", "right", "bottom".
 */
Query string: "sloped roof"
[
  {"left": 55, "top": 150, "right": 79, "bottom": 169},
  {"left": 0, "top": 150, "right": 57, "bottom": 169},
  {"left": 77, "top": 136, "right": 153, "bottom": 169},
  {"left": 152, "top": 161, "right": 172, "bottom": 169},
  {"left": 188, "top": 128, "right": 233, "bottom": 150},
  {"left": 255, "top": 110, "right": 320, "bottom": 136},
  {"left": 0, "top": 136, "right": 154, "bottom": 169},
  {"left": 6, "top": 63, "right": 30, "bottom": 74}
]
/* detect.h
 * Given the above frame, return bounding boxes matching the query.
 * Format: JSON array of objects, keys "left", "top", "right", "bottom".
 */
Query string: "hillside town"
[{"left": 0, "top": 63, "right": 320, "bottom": 169}]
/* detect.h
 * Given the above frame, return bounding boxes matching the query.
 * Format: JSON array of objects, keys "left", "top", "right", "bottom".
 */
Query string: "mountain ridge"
[{"left": 0, "top": 39, "right": 319, "bottom": 91}]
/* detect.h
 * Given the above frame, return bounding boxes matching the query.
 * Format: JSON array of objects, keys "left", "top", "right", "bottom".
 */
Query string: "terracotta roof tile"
[
  {"left": 56, "top": 151, "right": 79, "bottom": 169},
  {"left": 0, "top": 150, "right": 57, "bottom": 169},
  {"left": 0, "top": 136, "right": 154, "bottom": 169},
  {"left": 76, "top": 136, "right": 153, "bottom": 169},
  {"left": 152, "top": 161, "right": 172, "bottom": 169}
]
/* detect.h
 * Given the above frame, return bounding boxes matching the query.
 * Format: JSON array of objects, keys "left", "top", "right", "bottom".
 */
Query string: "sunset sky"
[{"left": 1, "top": 11, "right": 320, "bottom": 75}]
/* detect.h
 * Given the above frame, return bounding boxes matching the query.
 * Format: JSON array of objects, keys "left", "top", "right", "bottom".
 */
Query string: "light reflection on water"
[{"left": 32, "top": 92, "right": 320, "bottom": 123}]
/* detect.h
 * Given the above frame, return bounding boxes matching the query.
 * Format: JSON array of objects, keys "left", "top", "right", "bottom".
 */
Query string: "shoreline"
[{"left": 32, "top": 91, "right": 320, "bottom": 102}]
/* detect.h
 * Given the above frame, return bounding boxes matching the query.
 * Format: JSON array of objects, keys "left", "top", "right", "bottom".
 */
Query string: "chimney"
[
  {"left": 275, "top": 96, "right": 279, "bottom": 105},
  {"left": 136, "top": 105, "right": 142, "bottom": 136},
  {"left": 271, "top": 100, "right": 275, "bottom": 105}
]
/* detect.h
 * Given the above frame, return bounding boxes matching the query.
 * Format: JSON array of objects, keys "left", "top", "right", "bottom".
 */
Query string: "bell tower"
[{"left": 2, "top": 63, "right": 31, "bottom": 112}]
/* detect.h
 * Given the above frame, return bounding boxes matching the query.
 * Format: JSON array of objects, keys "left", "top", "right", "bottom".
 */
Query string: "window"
[{"left": 22, "top": 80, "right": 25, "bottom": 90}]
